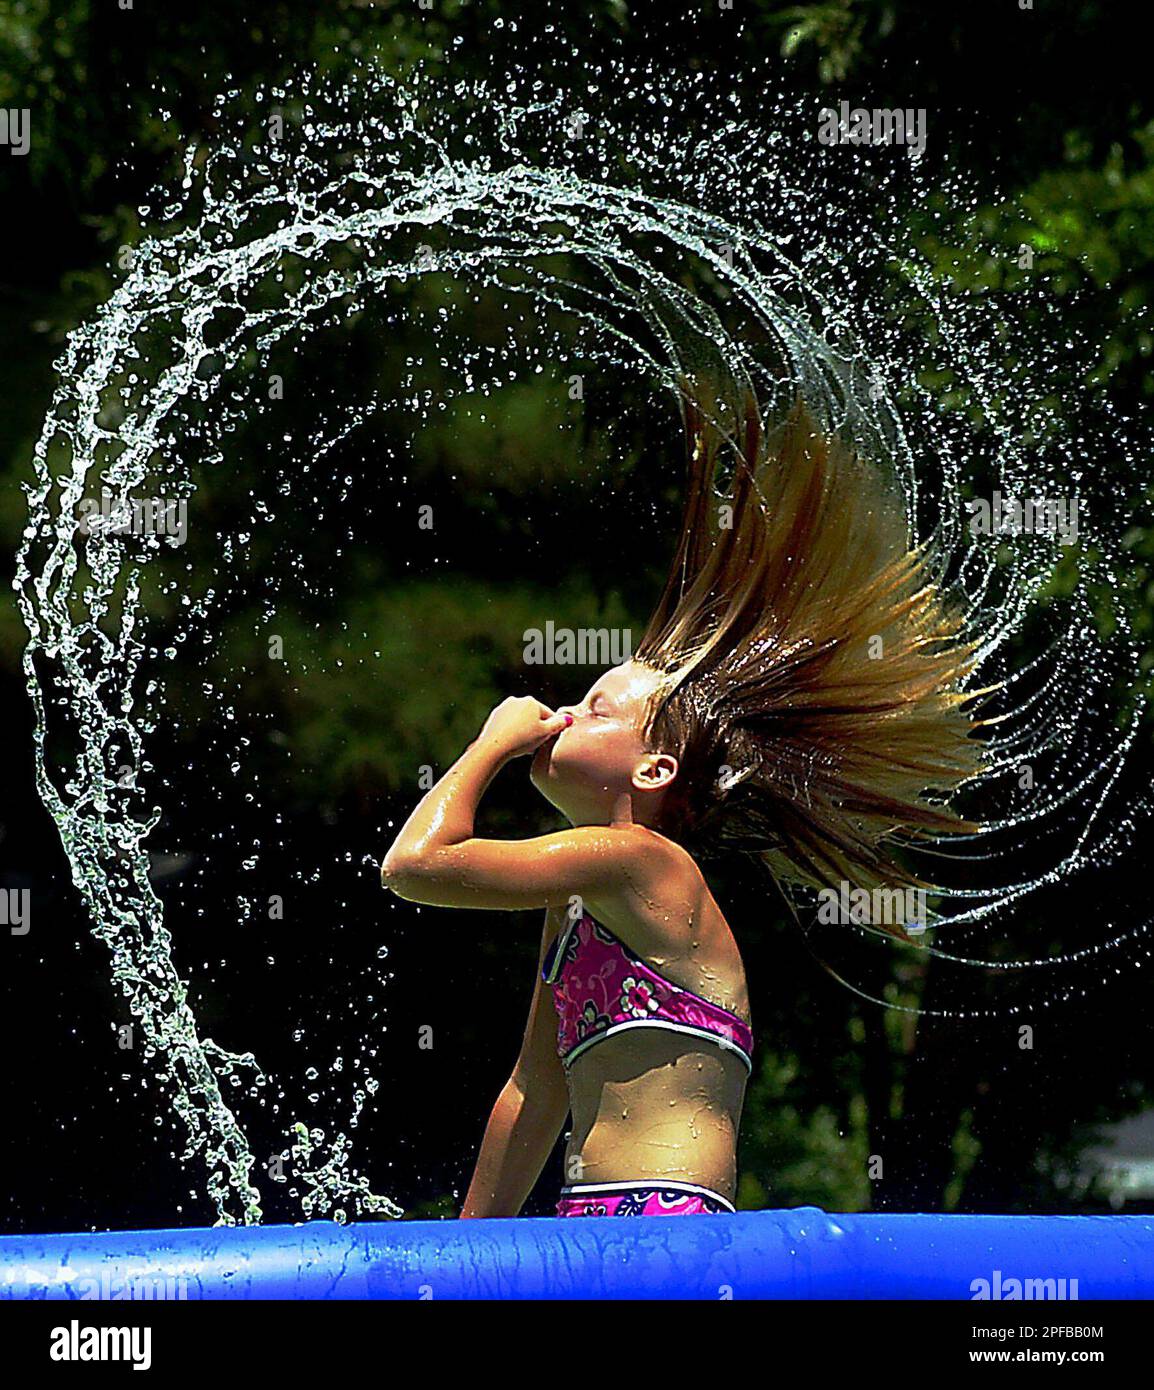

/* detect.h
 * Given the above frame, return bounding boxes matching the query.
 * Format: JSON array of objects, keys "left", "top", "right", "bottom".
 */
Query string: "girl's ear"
[{"left": 633, "top": 752, "right": 678, "bottom": 792}]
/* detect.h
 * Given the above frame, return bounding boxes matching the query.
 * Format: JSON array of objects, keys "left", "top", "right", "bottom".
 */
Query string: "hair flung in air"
[{"left": 634, "top": 377, "right": 998, "bottom": 943}]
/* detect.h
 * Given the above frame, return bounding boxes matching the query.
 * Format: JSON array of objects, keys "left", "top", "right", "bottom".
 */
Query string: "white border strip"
[{"left": 562, "top": 1018, "right": 753, "bottom": 1072}]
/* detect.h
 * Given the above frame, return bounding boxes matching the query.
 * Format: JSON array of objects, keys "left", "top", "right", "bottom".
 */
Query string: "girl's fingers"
[{"left": 533, "top": 711, "right": 571, "bottom": 742}]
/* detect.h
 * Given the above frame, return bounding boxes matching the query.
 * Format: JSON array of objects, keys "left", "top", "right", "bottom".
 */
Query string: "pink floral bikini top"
[{"left": 542, "top": 911, "right": 754, "bottom": 1072}]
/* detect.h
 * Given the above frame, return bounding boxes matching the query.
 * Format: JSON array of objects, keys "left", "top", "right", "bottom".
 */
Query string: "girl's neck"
[{"left": 565, "top": 791, "right": 666, "bottom": 833}]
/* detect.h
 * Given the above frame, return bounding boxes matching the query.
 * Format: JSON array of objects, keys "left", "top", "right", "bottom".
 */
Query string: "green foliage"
[
  {"left": 213, "top": 574, "right": 637, "bottom": 801},
  {"left": 768, "top": 1, "right": 891, "bottom": 85},
  {"left": 2, "top": 0, "right": 1150, "bottom": 1221},
  {"left": 740, "top": 1047, "right": 873, "bottom": 1210}
]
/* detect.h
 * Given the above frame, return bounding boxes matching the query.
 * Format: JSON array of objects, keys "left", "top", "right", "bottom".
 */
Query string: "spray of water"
[{"left": 14, "top": 45, "right": 1151, "bottom": 1222}]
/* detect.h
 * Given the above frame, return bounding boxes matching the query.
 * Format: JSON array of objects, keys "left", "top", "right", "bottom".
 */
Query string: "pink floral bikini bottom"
[{"left": 556, "top": 1180, "right": 735, "bottom": 1217}]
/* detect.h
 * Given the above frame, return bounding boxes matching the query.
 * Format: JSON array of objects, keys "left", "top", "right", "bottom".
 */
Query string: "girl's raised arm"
[
  {"left": 380, "top": 695, "right": 656, "bottom": 911},
  {"left": 383, "top": 822, "right": 650, "bottom": 911}
]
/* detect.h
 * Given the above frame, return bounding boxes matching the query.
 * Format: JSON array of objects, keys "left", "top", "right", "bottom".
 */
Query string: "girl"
[{"left": 381, "top": 379, "right": 989, "bottom": 1219}]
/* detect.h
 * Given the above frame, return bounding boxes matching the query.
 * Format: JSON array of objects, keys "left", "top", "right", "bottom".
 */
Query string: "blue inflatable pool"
[{"left": 3, "top": 1207, "right": 1152, "bottom": 1300}]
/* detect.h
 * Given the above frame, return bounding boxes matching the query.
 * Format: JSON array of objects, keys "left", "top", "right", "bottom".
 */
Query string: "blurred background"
[{"left": 2, "top": 0, "right": 1153, "bottom": 1232}]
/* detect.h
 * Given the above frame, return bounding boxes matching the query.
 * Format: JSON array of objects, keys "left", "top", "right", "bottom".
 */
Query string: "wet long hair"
[{"left": 634, "top": 376, "right": 999, "bottom": 945}]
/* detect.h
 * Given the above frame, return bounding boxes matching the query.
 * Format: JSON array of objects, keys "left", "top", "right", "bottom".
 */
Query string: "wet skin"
[
  {"left": 384, "top": 659, "right": 752, "bottom": 1208},
  {"left": 553, "top": 880, "right": 752, "bottom": 1199},
  {"left": 530, "top": 667, "right": 751, "bottom": 1198}
]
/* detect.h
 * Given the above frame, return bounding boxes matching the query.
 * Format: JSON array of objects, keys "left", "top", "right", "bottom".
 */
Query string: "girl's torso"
[{"left": 542, "top": 852, "right": 752, "bottom": 1201}]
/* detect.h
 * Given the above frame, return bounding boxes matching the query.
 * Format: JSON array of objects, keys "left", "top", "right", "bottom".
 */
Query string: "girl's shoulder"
[
  {"left": 578, "top": 822, "right": 699, "bottom": 903},
  {"left": 583, "top": 826, "right": 710, "bottom": 956}
]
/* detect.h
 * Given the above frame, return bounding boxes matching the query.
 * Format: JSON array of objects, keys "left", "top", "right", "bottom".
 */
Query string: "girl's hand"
[{"left": 476, "top": 696, "right": 573, "bottom": 760}]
